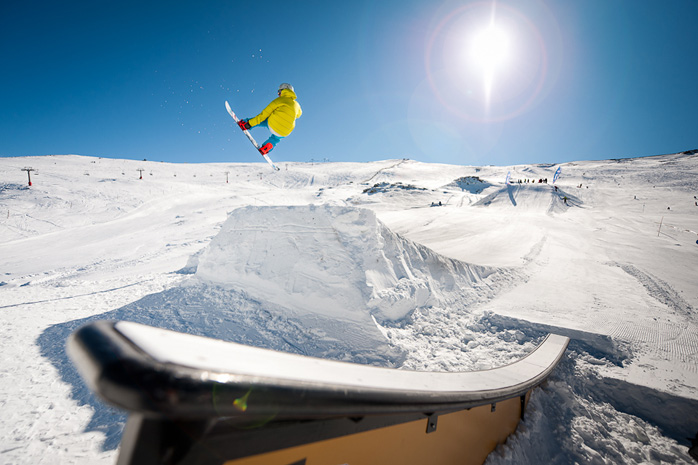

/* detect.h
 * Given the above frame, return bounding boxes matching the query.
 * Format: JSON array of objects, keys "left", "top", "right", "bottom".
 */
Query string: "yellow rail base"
[{"left": 226, "top": 395, "right": 527, "bottom": 465}]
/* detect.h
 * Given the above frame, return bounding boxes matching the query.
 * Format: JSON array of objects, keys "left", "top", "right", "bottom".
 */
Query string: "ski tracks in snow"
[
  {"left": 613, "top": 263, "right": 695, "bottom": 323},
  {"left": 606, "top": 263, "right": 698, "bottom": 374}
]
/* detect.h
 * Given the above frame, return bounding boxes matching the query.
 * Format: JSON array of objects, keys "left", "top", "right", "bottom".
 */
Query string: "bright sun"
[
  {"left": 469, "top": 22, "right": 511, "bottom": 105},
  {"left": 425, "top": 2, "right": 547, "bottom": 122}
]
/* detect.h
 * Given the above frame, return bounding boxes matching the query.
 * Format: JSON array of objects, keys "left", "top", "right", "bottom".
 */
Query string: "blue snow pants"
[{"left": 258, "top": 120, "right": 284, "bottom": 149}]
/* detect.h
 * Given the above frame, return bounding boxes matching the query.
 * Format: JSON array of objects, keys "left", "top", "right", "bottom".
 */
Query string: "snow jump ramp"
[
  {"left": 69, "top": 321, "right": 569, "bottom": 465},
  {"left": 473, "top": 183, "right": 576, "bottom": 213}
]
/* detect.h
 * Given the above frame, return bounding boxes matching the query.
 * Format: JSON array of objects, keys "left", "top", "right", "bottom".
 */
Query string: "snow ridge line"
[{"left": 362, "top": 159, "right": 408, "bottom": 184}]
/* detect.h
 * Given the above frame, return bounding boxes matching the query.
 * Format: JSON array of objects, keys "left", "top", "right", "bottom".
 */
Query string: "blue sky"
[{"left": 2, "top": 0, "right": 697, "bottom": 167}]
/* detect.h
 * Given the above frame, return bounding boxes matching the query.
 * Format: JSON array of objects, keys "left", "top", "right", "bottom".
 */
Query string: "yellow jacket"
[{"left": 248, "top": 89, "right": 302, "bottom": 137}]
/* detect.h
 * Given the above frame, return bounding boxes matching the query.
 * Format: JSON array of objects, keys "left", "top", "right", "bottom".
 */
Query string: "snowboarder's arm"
[{"left": 248, "top": 98, "right": 283, "bottom": 127}]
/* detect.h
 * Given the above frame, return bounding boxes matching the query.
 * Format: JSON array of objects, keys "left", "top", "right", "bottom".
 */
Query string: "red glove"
[{"left": 237, "top": 120, "right": 251, "bottom": 131}]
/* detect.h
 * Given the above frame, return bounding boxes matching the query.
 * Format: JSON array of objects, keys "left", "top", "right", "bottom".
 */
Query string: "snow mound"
[
  {"left": 443, "top": 176, "right": 493, "bottom": 194},
  {"left": 195, "top": 205, "right": 493, "bottom": 323},
  {"left": 352, "top": 181, "right": 437, "bottom": 207},
  {"left": 362, "top": 181, "right": 429, "bottom": 195},
  {"left": 473, "top": 184, "right": 578, "bottom": 213}
]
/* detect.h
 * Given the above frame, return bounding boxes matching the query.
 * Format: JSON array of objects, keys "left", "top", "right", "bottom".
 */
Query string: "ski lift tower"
[{"left": 22, "top": 167, "right": 35, "bottom": 186}]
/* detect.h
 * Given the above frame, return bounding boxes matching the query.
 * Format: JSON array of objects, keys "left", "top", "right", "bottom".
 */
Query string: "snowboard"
[{"left": 225, "top": 101, "right": 280, "bottom": 171}]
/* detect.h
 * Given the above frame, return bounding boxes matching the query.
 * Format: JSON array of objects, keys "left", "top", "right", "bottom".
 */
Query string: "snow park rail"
[{"left": 68, "top": 321, "right": 569, "bottom": 465}]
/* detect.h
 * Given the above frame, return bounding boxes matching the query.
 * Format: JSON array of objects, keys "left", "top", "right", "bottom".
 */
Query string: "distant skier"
[{"left": 237, "top": 83, "right": 302, "bottom": 155}]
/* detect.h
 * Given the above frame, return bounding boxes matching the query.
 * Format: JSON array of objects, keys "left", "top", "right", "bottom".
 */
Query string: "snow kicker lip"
[{"left": 68, "top": 320, "right": 569, "bottom": 419}]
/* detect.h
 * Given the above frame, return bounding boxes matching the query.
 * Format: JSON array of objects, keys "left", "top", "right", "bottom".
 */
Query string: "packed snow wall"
[{"left": 194, "top": 205, "right": 499, "bottom": 324}]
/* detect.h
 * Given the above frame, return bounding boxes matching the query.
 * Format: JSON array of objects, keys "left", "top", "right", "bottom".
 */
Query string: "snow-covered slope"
[{"left": 1, "top": 153, "right": 697, "bottom": 464}]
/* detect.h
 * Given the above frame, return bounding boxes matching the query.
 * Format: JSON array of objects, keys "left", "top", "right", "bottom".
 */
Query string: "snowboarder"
[{"left": 237, "top": 83, "right": 302, "bottom": 155}]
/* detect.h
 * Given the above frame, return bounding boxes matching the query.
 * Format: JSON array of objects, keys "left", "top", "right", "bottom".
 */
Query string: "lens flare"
[{"left": 233, "top": 390, "right": 250, "bottom": 412}]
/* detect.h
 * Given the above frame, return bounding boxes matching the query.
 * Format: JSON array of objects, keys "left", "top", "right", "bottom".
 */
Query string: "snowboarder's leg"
[
  {"left": 261, "top": 134, "right": 283, "bottom": 150},
  {"left": 255, "top": 120, "right": 285, "bottom": 154}
]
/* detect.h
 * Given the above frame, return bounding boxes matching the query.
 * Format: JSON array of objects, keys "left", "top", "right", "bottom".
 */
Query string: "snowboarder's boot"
[{"left": 259, "top": 143, "right": 273, "bottom": 155}]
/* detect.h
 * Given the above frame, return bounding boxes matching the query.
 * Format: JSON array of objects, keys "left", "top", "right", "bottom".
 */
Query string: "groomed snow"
[{"left": 1, "top": 153, "right": 697, "bottom": 463}]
